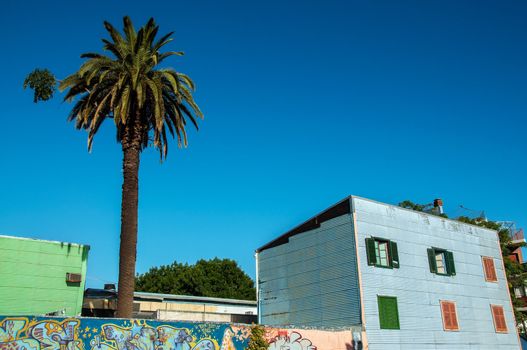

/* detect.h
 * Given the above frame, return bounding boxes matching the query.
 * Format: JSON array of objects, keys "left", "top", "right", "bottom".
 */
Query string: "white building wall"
[{"left": 353, "top": 196, "right": 519, "bottom": 350}]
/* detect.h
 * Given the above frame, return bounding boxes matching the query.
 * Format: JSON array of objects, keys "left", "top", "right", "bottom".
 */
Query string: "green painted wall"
[{"left": 0, "top": 235, "right": 89, "bottom": 316}]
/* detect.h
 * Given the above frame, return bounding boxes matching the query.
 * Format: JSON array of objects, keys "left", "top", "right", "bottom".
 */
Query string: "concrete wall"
[
  {"left": 353, "top": 196, "right": 520, "bottom": 350},
  {"left": 258, "top": 214, "right": 362, "bottom": 327},
  {"left": 156, "top": 309, "right": 231, "bottom": 322},
  {"left": 0, "top": 235, "right": 89, "bottom": 316},
  {"left": 151, "top": 302, "right": 256, "bottom": 322},
  {"left": 0, "top": 316, "right": 356, "bottom": 350}
]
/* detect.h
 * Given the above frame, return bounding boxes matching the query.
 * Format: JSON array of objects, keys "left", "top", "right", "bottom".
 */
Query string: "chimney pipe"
[{"left": 433, "top": 198, "right": 444, "bottom": 215}]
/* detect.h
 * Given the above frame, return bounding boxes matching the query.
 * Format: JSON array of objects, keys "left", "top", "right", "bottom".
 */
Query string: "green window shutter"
[
  {"left": 366, "top": 238, "right": 377, "bottom": 266},
  {"left": 378, "top": 296, "right": 400, "bottom": 329},
  {"left": 389, "top": 241, "right": 399, "bottom": 268},
  {"left": 427, "top": 248, "right": 437, "bottom": 273},
  {"left": 446, "top": 251, "right": 456, "bottom": 276}
]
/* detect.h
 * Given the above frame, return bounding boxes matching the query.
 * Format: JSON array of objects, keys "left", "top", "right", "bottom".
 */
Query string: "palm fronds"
[{"left": 60, "top": 16, "right": 203, "bottom": 158}]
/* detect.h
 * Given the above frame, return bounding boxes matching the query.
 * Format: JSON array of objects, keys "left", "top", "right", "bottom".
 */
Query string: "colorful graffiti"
[
  {"left": 268, "top": 331, "right": 314, "bottom": 350},
  {"left": 0, "top": 317, "right": 357, "bottom": 350},
  {"left": 0, "top": 317, "right": 82, "bottom": 350}
]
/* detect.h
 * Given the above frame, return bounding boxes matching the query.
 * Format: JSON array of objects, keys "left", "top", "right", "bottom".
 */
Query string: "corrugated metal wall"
[
  {"left": 353, "top": 197, "right": 520, "bottom": 350},
  {"left": 0, "top": 235, "right": 89, "bottom": 316},
  {"left": 258, "top": 214, "right": 362, "bottom": 327}
]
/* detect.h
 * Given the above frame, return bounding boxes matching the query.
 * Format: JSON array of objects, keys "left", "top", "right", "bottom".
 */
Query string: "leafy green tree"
[
  {"left": 25, "top": 17, "right": 203, "bottom": 317},
  {"left": 398, "top": 200, "right": 426, "bottom": 212},
  {"left": 135, "top": 258, "right": 256, "bottom": 300},
  {"left": 23, "top": 69, "right": 56, "bottom": 102},
  {"left": 398, "top": 200, "right": 447, "bottom": 218},
  {"left": 399, "top": 200, "right": 527, "bottom": 325},
  {"left": 246, "top": 325, "right": 269, "bottom": 350}
]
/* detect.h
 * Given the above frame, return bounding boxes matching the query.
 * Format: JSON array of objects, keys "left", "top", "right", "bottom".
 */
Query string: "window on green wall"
[
  {"left": 378, "top": 295, "right": 400, "bottom": 329},
  {"left": 427, "top": 247, "right": 456, "bottom": 276},
  {"left": 365, "top": 237, "right": 399, "bottom": 268}
]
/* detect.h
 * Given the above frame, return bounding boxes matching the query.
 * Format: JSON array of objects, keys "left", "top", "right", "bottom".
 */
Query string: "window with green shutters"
[
  {"left": 427, "top": 247, "right": 456, "bottom": 276},
  {"left": 378, "top": 296, "right": 400, "bottom": 329},
  {"left": 365, "top": 237, "right": 399, "bottom": 268}
]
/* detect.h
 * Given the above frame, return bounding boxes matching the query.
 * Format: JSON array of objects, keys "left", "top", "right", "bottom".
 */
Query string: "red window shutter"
[
  {"left": 441, "top": 301, "right": 459, "bottom": 331},
  {"left": 483, "top": 257, "right": 498, "bottom": 282},
  {"left": 449, "top": 303, "right": 458, "bottom": 329},
  {"left": 441, "top": 303, "right": 451, "bottom": 325},
  {"left": 489, "top": 259, "right": 497, "bottom": 281},
  {"left": 491, "top": 305, "right": 508, "bottom": 333}
]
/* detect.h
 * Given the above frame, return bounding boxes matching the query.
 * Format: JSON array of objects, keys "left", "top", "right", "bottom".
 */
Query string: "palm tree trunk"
[{"left": 116, "top": 126, "right": 141, "bottom": 318}]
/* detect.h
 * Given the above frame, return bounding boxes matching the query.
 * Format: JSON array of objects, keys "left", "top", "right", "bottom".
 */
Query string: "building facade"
[
  {"left": 256, "top": 196, "right": 520, "bottom": 349},
  {"left": 0, "top": 235, "right": 89, "bottom": 316}
]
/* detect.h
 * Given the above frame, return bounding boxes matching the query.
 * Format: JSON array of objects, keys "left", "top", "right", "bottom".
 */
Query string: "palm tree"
[{"left": 59, "top": 17, "right": 203, "bottom": 317}]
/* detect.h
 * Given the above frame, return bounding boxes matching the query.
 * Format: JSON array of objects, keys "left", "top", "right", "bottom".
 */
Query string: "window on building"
[
  {"left": 482, "top": 257, "right": 498, "bottom": 282},
  {"left": 440, "top": 301, "right": 459, "bottom": 331},
  {"left": 435, "top": 251, "right": 447, "bottom": 274},
  {"left": 366, "top": 237, "right": 399, "bottom": 268},
  {"left": 427, "top": 248, "right": 455, "bottom": 276},
  {"left": 491, "top": 305, "right": 508, "bottom": 333},
  {"left": 375, "top": 240, "right": 389, "bottom": 266},
  {"left": 378, "top": 296, "right": 400, "bottom": 329}
]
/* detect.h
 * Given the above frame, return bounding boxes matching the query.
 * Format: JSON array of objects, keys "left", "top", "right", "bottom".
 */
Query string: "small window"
[
  {"left": 435, "top": 251, "right": 447, "bottom": 274},
  {"left": 378, "top": 296, "right": 400, "bottom": 329},
  {"left": 491, "top": 305, "right": 508, "bottom": 333},
  {"left": 482, "top": 257, "right": 497, "bottom": 282},
  {"left": 427, "top": 248, "right": 455, "bottom": 276},
  {"left": 366, "top": 237, "right": 399, "bottom": 268},
  {"left": 375, "top": 240, "right": 390, "bottom": 267},
  {"left": 440, "top": 300, "right": 459, "bottom": 331}
]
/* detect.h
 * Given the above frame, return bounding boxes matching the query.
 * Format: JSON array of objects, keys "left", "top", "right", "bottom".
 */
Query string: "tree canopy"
[
  {"left": 23, "top": 69, "right": 56, "bottom": 103},
  {"left": 135, "top": 258, "right": 256, "bottom": 301},
  {"left": 59, "top": 17, "right": 202, "bottom": 158},
  {"left": 398, "top": 200, "right": 447, "bottom": 218}
]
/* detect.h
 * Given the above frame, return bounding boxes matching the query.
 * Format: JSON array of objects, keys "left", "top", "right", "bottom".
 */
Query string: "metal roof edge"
[
  {"left": 255, "top": 194, "right": 501, "bottom": 253},
  {"left": 350, "top": 195, "right": 499, "bottom": 234},
  {"left": 133, "top": 291, "right": 257, "bottom": 306},
  {"left": 255, "top": 196, "right": 352, "bottom": 253},
  {"left": 0, "top": 234, "right": 89, "bottom": 248}
]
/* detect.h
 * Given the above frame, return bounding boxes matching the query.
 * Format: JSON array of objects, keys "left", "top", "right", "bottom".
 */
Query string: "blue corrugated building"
[{"left": 256, "top": 196, "right": 520, "bottom": 349}]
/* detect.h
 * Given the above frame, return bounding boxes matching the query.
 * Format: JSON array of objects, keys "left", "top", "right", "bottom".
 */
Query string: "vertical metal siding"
[
  {"left": 258, "top": 214, "right": 362, "bottom": 328},
  {"left": 353, "top": 197, "right": 520, "bottom": 350}
]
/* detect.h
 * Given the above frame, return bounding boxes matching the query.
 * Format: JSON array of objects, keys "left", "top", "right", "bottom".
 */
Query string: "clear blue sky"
[{"left": 1, "top": 0, "right": 526, "bottom": 287}]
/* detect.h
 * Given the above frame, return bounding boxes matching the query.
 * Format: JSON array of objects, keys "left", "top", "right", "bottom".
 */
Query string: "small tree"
[
  {"left": 23, "top": 69, "right": 56, "bottom": 102},
  {"left": 398, "top": 200, "right": 426, "bottom": 212},
  {"left": 246, "top": 325, "right": 269, "bottom": 350}
]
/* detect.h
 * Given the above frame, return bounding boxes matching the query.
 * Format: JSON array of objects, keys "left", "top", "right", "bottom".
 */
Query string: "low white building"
[{"left": 83, "top": 288, "right": 257, "bottom": 323}]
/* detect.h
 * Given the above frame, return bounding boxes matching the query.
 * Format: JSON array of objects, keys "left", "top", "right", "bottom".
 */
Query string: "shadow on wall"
[{"left": 0, "top": 316, "right": 359, "bottom": 350}]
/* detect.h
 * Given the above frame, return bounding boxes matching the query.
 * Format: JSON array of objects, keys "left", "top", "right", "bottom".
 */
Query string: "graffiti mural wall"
[{"left": 0, "top": 316, "right": 358, "bottom": 350}]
